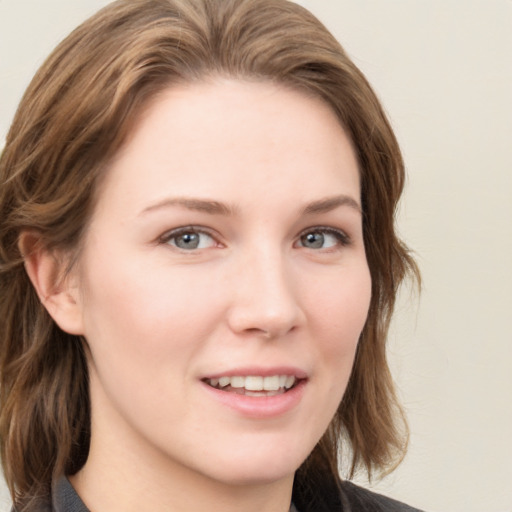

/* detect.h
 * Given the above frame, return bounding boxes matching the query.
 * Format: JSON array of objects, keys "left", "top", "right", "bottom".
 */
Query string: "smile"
[{"left": 203, "top": 375, "right": 298, "bottom": 396}]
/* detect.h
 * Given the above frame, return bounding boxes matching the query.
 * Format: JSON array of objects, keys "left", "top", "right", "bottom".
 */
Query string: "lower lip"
[{"left": 200, "top": 380, "right": 307, "bottom": 419}]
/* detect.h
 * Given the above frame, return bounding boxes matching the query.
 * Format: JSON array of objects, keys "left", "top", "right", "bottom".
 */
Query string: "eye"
[
  {"left": 296, "top": 228, "right": 350, "bottom": 250},
  {"left": 161, "top": 228, "right": 217, "bottom": 250}
]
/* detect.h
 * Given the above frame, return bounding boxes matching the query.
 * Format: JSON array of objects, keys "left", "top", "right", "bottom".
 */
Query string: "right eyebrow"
[{"left": 139, "top": 196, "right": 237, "bottom": 217}]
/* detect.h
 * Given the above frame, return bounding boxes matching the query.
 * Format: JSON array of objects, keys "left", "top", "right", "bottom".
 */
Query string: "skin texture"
[{"left": 39, "top": 80, "right": 372, "bottom": 512}]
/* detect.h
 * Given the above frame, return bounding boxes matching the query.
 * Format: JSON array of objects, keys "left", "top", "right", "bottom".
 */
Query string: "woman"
[{"left": 0, "top": 0, "right": 421, "bottom": 511}]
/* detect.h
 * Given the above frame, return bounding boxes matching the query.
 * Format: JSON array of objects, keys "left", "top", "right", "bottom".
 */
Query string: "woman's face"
[{"left": 73, "top": 79, "right": 371, "bottom": 486}]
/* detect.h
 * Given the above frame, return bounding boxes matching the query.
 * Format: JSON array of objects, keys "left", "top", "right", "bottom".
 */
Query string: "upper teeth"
[{"left": 207, "top": 375, "right": 296, "bottom": 391}]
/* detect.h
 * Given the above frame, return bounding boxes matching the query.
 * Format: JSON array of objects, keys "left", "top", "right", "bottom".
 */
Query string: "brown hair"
[{"left": 0, "top": 0, "right": 419, "bottom": 508}]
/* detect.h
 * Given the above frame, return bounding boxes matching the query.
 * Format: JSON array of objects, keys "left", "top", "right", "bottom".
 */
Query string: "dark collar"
[{"left": 51, "top": 477, "right": 89, "bottom": 512}]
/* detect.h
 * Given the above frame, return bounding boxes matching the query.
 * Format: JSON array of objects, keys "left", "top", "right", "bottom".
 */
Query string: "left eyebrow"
[{"left": 301, "top": 195, "right": 362, "bottom": 215}]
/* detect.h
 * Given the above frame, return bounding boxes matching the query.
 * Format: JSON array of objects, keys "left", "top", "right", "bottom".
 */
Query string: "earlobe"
[{"left": 19, "top": 231, "right": 85, "bottom": 335}]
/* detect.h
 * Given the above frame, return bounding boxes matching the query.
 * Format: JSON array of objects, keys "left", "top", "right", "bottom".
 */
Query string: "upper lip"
[{"left": 200, "top": 366, "right": 308, "bottom": 380}]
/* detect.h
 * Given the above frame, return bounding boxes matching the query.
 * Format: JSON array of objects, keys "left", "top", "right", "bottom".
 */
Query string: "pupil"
[
  {"left": 177, "top": 232, "right": 199, "bottom": 249},
  {"left": 303, "top": 232, "right": 324, "bottom": 248}
]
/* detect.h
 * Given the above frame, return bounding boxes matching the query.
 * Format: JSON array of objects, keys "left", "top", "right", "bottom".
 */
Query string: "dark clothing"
[
  {"left": 15, "top": 475, "right": 423, "bottom": 511},
  {"left": 292, "top": 472, "right": 423, "bottom": 512},
  {"left": 340, "top": 481, "right": 423, "bottom": 511}
]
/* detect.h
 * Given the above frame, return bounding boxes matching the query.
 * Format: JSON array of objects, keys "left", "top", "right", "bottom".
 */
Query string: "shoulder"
[
  {"left": 10, "top": 498, "right": 51, "bottom": 512},
  {"left": 292, "top": 471, "right": 424, "bottom": 512},
  {"left": 11, "top": 477, "right": 89, "bottom": 512},
  {"left": 339, "top": 480, "right": 424, "bottom": 512}
]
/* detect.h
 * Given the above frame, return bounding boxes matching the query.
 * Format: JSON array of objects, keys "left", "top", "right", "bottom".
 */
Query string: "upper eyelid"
[
  {"left": 299, "top": 226, "right": 347, "bottom": 234},
  {"left": 298, "top": 226, "right": 351, "bottom": 240},
  {"left": 158, "top": 225, "right": 218, "bottom": 241}
]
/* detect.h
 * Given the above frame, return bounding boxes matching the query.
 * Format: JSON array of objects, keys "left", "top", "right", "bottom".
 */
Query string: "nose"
[{"left": 226, "top": 248, "right": 306, "bottom": 339}]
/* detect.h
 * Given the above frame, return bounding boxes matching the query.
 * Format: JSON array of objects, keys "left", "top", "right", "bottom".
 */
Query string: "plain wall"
[{"left": 1, "top": 1, "right": 511, "bottom": 511}]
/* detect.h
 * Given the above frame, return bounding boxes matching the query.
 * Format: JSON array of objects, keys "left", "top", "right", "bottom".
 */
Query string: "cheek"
[
  {"left": 77, "top": 256, "right": 226, "bottom": 429},
  {"left": 307, "top": 264, "right": 371, "bottom": 382},
  {"left": 313, "top": 262, "right": 371, "bottom": 328},
  {"left": 79, "top": 253, "right": 226, "bottom": 365}
]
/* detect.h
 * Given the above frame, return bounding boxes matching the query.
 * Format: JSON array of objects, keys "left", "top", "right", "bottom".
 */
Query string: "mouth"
[{"left": 202, "top": 375, "right": 301, "bottom": 397}]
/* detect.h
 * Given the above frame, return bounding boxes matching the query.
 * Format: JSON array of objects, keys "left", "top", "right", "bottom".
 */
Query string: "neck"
[
  {"left": 70, "top": 458, "right": 294, "bottom": 512},
  {"left": 70, "top": 420, "right": 294, "bottom": 512}
]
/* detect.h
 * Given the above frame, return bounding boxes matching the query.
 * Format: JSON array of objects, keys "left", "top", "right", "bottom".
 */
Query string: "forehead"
[{"left": 93, "top": 78, "right": 360, "bottom": 218}]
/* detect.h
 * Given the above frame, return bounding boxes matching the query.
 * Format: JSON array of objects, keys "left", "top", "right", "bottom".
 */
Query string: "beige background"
[{"left": 1, "top": 1, "right": 511, "bottom": 511}]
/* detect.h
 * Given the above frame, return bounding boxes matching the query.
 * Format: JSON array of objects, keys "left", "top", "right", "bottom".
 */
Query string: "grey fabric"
[
  {"left": 51, "top": 478, "right": 89, "bottom": 512},
  {"left": 340, "top": 481, "right": 423, "bottom": 512}
]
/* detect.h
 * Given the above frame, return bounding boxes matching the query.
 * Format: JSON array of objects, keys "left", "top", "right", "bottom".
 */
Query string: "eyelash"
[
  {"left": 159, "top": 226, "right": 219, "bottom": 250},
  {"left": 158, "top": 226, "right": 351, "bottom": 251},
  {"left": 296, "top": 226, "right": 351, "bottom": 250}
]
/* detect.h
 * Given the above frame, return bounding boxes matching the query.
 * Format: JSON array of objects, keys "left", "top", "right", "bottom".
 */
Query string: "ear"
[{"left": 19, "top": 231, "right": 84, "bottom": 335}]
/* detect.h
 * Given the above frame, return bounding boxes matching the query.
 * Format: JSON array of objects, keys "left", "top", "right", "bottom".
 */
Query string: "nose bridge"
[{"left": 227, "top": 240, "right": 303, "bottom": 337}]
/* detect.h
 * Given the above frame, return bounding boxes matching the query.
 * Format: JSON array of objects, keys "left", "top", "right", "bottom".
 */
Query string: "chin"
[
  {"left": 193, "top": 436, "right": 313, "bottom": 486},
  {"left": 204, "top": 462, "right": 298, "bottom": 487}
]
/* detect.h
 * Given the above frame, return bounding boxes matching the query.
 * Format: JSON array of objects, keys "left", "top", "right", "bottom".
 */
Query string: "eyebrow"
[
  {"left": 140, "top": 197, "right": 237, "bottom": 216},
  {"left": 139, "top": 194, "right": 361, "bottom": 217},
  {"left": 301, "top": 195, "right": 362, "bottom": 215}
]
